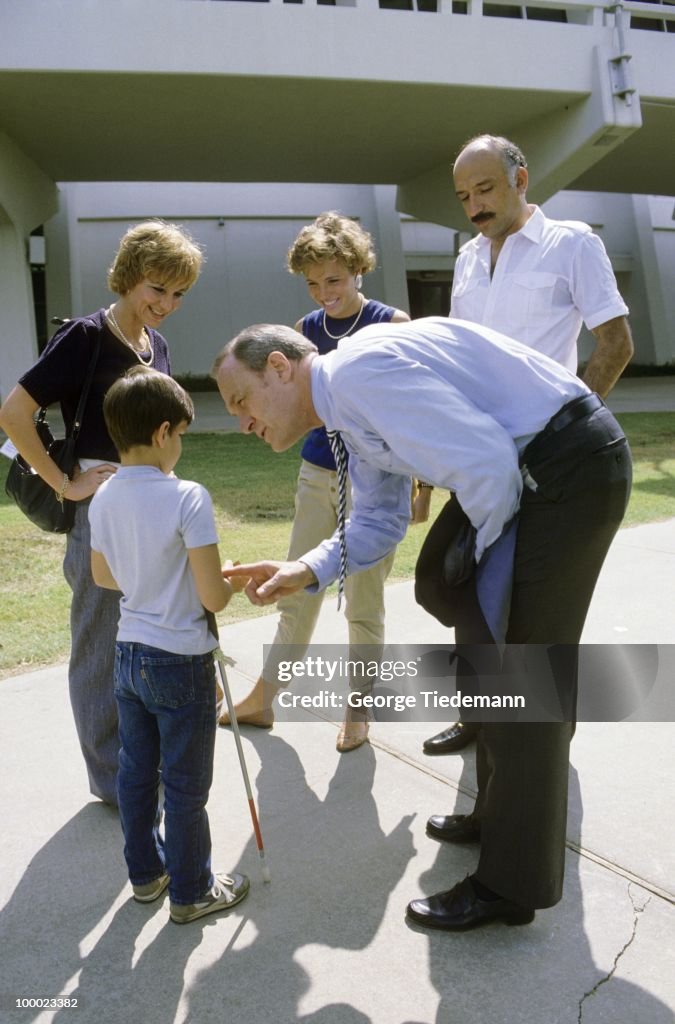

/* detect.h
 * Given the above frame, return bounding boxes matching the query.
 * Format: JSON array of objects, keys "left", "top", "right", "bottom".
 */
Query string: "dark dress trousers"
[{"left": 415, "top": 398, "right": 632, "bottom": 908}]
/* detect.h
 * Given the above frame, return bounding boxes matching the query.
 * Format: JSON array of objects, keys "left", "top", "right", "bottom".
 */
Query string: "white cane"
[{"left": 214, "top": 647, "right": 271, "bottom": 883}]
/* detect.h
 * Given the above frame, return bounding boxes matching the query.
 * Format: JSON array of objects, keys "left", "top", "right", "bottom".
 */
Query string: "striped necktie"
[{"left": 326, "top": 428, "right": 349, "bottom": 611}]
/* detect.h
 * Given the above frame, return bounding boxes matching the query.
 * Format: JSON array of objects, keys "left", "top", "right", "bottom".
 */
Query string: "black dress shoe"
[
  {"left": 422, "top": 721, "right": 480, "bottom": 755},
  {"left": 406, "top": 877, "right": 534, "bottom": 931},
  {"left": 426, "top": 813, "right": 481, "bottom": 843}
]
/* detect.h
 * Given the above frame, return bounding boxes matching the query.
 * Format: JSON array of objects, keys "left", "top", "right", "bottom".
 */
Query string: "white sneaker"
[
  {"left": 170, "top": 872, "right": 250, "bottom": 924},
  {"left": 132, "top": 873, "right": 170, "bottom": 903}
]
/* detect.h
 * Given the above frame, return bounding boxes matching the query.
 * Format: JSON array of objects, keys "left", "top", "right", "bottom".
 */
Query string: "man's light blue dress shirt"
[{"left": 302, "top": 316, "right": 588, "bottom": 592}]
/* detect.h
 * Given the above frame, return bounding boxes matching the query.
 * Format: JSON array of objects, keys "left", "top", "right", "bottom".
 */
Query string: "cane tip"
[{"left": 261, "top": 865, "right": 272, "bottom": 884}]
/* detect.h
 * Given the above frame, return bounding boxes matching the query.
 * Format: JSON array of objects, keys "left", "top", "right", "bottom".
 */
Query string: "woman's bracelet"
[
  {"left": 56, "top": 474, "right": 70, "bottom": 505},
  {"left": 417, "top": 481, "right": 434, "bottom": 490}
]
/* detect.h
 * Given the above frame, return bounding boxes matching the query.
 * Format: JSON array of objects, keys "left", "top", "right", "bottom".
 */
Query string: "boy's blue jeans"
[{"left": 114, "top": 642, "right": 218, "bottom": 905}]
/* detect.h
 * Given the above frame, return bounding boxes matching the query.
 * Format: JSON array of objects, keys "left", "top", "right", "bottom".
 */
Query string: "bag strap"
[
  {"left": 205, "top": 608, "right": 220, "bottom": 645},
  {"left": 69, "top": 328, "right": 102, "bottom": 442},
  {"left": 36, "top": 318, "right": 102, "bottom": 441}
]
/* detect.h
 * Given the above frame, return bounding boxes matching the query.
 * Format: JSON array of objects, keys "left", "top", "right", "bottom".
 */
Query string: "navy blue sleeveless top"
[{"left": 301, "top": 299, "right": 397, "bottom": 469}]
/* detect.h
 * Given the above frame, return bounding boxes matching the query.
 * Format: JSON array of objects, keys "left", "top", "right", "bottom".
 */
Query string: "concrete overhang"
[
  {"left": 0, "top": 0, "right": 673, "bottom": 198},
  {"left": 568, "top": 101, "right": 675, "bottom": 194},
  {"left": 0, "top": 69, "right": 584, "bottom": 185}
]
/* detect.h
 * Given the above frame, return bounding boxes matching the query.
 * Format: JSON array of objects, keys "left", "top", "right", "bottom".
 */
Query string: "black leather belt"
[
  {"left": 546, "top": 392, "right": 603, "bottom": 434},
  {"left": 520, "top": 392, "right": 605, "bottom": 493}
]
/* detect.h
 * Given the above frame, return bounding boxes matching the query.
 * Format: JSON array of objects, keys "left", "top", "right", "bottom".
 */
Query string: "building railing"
[{"left": 198, "top": 0, "right": 675, "bottom": 32}]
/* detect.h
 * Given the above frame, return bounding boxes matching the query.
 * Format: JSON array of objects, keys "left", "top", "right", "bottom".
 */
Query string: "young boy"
[{"left": 89, "top": 365, "right": 249, "bottom": 924}]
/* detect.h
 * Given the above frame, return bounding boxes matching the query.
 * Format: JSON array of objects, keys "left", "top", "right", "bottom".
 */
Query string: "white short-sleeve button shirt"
[{"left": 450, "top": 205, "right": 629, "bottom": 372}]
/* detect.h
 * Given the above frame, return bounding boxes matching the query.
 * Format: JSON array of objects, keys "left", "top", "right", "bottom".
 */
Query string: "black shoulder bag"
[{"left": 5, "top": 332, "right": 102, "bottom": 534}]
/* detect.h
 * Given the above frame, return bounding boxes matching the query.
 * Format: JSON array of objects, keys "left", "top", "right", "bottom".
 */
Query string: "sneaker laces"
[{"left": 210, "top": 874, "right": 237, "bottom": 903}]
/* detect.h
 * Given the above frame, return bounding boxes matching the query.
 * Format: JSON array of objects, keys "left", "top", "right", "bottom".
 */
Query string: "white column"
[
  {"left": 44, "top": 186, "right": 75, "bottom": 328},
  {"left": 373, "top": 185, "right": 410, "bottom": 314},
  {"left": 0, "top": 132, "right": 58, "bottom": 400},
  {"left": 0, "top": 213, "right": 37, "bottom": 400},
  {"left": 631, "top": 194, "right": 672, "bottom": 366}
]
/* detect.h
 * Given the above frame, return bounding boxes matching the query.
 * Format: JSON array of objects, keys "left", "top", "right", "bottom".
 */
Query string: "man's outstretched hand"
[{"left": 223, "top": 560, "right": 317, "bottom": 606}]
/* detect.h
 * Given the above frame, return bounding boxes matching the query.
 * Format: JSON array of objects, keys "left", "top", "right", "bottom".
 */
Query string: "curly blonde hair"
[
  {"left": 287, "top": 212, "right": 377, "bottom": 276},
  {"left": 107, "top": 220, "right": 204, "bottom": 295}
]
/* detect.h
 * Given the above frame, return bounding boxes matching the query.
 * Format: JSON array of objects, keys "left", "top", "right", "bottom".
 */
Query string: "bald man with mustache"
[{"left": 422, "top": 133, "right": 634, "bottom": 758}]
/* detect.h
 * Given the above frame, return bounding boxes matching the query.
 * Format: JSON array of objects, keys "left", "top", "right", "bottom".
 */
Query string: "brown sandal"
[{"left": 336, "top": 719, "right": 370, "bottom": 753}]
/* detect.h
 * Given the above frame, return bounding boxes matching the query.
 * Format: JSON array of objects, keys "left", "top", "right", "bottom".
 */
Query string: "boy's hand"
[
  {"left": 224, "top": 560, "right": 316, "bottom": 606},
  {"left": 222, "top": 560, "right": 247, "bottom": 594}
]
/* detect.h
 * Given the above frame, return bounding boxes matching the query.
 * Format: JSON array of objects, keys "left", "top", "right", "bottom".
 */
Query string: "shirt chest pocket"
[
  {"left": 349, "top": 432, "right": 398, "bottom": 473},
  {"left": 451, "top": 275, "right": 488, "bottom": 320},
  {"left": 503, "top": 272, "right": 559, "bottom": 323}
]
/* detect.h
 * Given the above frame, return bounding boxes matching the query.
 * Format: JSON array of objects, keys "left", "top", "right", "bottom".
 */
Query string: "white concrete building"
[
  {"left": 1, "top": 0, "right": 674, "bottom": 393},
  {"left": 39, "top": 182, "right": 410, "bottom": 378},
  {"left": 36, "top": 181, "right": 674, "bottom": 377}
]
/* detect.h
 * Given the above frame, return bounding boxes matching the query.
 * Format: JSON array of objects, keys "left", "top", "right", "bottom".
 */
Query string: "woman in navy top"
[
  {"left": 219, "top": 212, "right": 409, "bottom": 751},
  {"left": 0, "top": 221, "right": 203, "bottom": 804}
]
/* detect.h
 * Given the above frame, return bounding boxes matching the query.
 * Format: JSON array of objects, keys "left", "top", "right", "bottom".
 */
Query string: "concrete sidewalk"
[{"left": 1, "top": 519, "right": 674, "bottom": 1024}]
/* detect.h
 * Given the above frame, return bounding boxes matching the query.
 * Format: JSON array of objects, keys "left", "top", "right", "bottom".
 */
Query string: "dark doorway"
[
  {"left": 407, "top": 272, "right": 452, "bottom": 319},
  {"left": 30, "top": 228, "right": 48, "bottom": 353}
]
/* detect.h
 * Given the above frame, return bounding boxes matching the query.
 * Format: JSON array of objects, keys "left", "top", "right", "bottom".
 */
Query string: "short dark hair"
[
  {"left": 211, "top": 324, "right": 317, "bottom": 376},
  {"left": 103, "top": 366, "right": 194, "bottom": 453},
  {"left": 456, "top": 134, "right": 527, "bottom": 185}
]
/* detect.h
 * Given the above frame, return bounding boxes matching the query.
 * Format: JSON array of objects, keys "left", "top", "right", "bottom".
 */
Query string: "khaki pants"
[{"left": 263, "top": 460, "right": 395, "bottom": 688}]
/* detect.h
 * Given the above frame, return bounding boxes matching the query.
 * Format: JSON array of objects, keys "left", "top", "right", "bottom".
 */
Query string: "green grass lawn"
[{"left": 1, "top": 411, "right": 673, "bottom": 677}]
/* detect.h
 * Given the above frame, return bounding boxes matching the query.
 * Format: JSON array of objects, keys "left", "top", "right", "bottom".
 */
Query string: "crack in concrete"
[{"left": 577, "top": 883, "right": 652, "bottom": 1023}]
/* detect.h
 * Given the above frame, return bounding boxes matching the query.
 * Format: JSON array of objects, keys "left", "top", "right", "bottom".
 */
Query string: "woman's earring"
[{"left": 355, "top": 273, "right": 363, "bottom": 289}]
